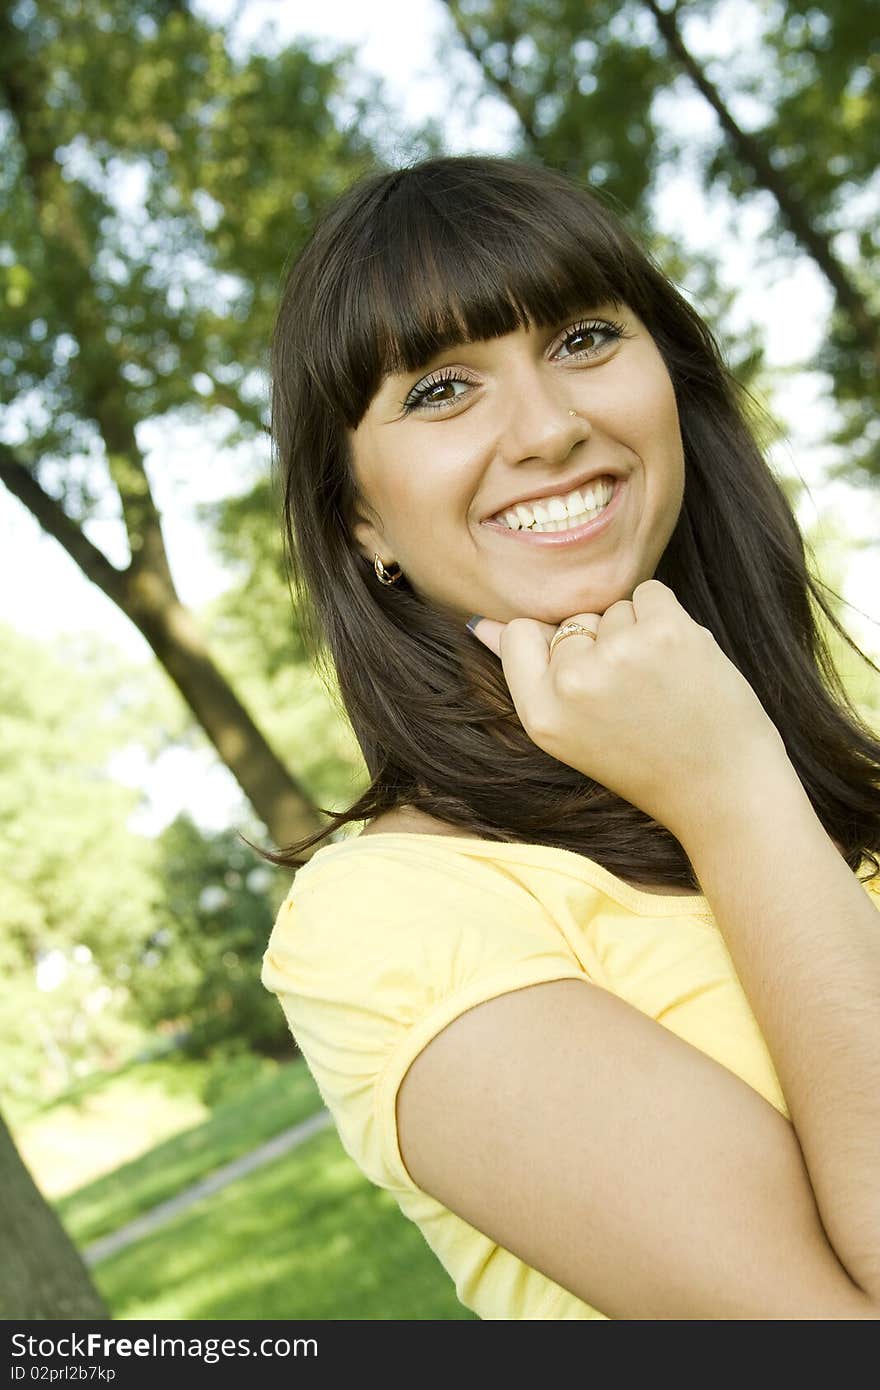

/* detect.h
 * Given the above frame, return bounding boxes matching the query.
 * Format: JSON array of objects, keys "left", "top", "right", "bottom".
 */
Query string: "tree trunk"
[
  {"left": 0, "top": 1112, "right": 110, "bottom": 1320},
  {"left": 0, "top": 448, "right": 322, "bottom": 856}
]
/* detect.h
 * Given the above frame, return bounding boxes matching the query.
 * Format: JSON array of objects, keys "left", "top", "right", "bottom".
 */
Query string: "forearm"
[{"left": 679, "top": 751, "right": 880, "bottom": 1304}]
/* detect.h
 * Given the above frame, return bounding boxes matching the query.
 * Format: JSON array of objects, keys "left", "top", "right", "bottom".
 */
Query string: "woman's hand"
[{"left": 466, "top": 579, "right": 789, "bottom": 842}]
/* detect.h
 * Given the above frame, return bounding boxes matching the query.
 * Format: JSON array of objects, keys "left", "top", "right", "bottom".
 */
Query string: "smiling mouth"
[
  {"left": 480, "top": 475, "right": 626, "bottom": 546},
  {"left": 486, "top": 475, "right": 617, "bottom": 533}
]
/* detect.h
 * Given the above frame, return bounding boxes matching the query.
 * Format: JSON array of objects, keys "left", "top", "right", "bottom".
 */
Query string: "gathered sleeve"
[{"left": 260, "top": 840, "right": 589, "bottom": 1196}]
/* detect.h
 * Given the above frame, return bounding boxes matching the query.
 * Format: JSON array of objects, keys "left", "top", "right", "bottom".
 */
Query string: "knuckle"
[
  {"left": 522, "top": 701, "right": 553, "bottom": 742},
  {"left": 554, "top": 665, "right": 588, "bottom": 701},
  {"left": 646, "top": 620, "right": 680, "bottom": 648},
  {"left": 602, "top": 598, "right": 634, "bottom": 619},
  {"left": 601, "top": 633, "right": 633, "bottom": 666}
]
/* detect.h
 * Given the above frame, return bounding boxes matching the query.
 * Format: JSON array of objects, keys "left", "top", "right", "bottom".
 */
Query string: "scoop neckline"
[{"left": 303, "top": 831, "right": 713, "bottom": 917}]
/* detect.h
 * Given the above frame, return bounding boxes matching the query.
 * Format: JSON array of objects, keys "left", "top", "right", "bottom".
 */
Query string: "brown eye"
[
  {"left": 555, "top": 318, "right": 628, "bottom": 360},
  {"left": 402, "top": 366, "right": 479, "bottom": 415}
]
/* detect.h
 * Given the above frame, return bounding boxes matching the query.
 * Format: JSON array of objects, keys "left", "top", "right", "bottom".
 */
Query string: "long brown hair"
[{"left": 251, "top": 153, "right": 880, "bottom": 890}]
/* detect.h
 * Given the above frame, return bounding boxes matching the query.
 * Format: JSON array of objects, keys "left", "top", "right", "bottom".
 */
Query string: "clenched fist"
[{"left": 466, "top": 579, "right": 788, "bottom": 842}]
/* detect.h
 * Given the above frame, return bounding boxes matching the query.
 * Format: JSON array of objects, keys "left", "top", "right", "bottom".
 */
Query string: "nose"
[{"left": 496, "top": 359, "right": 590, "bottom": 467}]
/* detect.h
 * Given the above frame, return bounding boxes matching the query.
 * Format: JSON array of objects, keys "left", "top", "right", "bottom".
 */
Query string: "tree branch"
[
  {"left": 439, "top": 0, "right": 541, "bottom": 147},
  {"left": 0, "top": 445, "right": 131, "bottom": 609},
  {"left": 642, "top": 0, "right": 880, "bottom": 369}
]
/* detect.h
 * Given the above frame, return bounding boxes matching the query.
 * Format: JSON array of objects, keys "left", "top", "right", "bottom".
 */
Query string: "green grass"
[
  {"left": 35, "top": 1050, "right": 476, "bottom": 1318},
  {"left": 56, "top": 1058, "right": 324, "bottom": 1247},
  {"left": 7, "top": 1048, "right": 208, "bottom": 1126},
  {"left": 89, "top": 1124, "right": 477, "bottom": 1320},
  {"left": 13, "top": 1061, "right": 213, "bottom": 1200}
]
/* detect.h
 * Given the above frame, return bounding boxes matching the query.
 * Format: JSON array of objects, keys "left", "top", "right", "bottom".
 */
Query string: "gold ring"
[{"left": 549, "top": 622, "right": 598, "bottom": 658}]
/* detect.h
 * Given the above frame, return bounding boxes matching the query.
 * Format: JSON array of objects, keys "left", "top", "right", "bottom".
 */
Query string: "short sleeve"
[{"left": 260, "top": 840, "right": 588, "bottom": 1195}]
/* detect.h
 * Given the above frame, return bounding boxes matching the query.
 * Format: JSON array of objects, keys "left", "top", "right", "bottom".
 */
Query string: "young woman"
[{"left": 257, "top": 154, "right": 880, "bottom": 1320}]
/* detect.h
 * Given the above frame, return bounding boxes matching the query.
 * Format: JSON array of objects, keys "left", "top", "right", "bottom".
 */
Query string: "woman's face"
[{"left": 348, "top": 300, "right": 685, "bottom": 624}]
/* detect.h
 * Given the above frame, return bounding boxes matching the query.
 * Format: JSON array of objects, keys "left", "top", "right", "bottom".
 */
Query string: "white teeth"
[
  {"left": 531, "top": 509, "right": 602, "bottom": 533},
  {"left": 491, "top": 478, "right": 615, "bottom": 531}
]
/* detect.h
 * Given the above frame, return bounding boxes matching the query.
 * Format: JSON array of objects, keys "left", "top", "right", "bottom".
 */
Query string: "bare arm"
[
  {"left": 398, "top": 976, "right": 878, "bottom": 1319},
  {"left": 436, "top": 588, "right": 880, "bottom": 1314},
  {"left": 677, "top": 747, "right": 880, "bottom": 1302},
  {"left": 395, "top": 748, "right": 880, "bottom": 1318}
]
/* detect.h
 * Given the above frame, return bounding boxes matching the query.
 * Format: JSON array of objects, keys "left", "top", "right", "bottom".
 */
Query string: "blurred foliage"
[
  {"left": 139, "top": 813, "right": 291, "bottom": 1057},
  {"left": 0, "top": 620, "right": 300, "bottom": 1109},
  {"left": 440, "top": 0, "right": 879, "bottom": 477},
  {"left": 0, "top": 0, "right": 439, "bottom": 476},
  {"left": 0, "top": 622, "right": 164, "bottom": 1104},
  {"left": 801, "top": 510, "right": 880, "bottom": 732},
  {"left": 713, "top": 0, "right": 880, "bottom": 482},
  {"left": 0, "top": 0, "right": 430, "bottom": 847}
]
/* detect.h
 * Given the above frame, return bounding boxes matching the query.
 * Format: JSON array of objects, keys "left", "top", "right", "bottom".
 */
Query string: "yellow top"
[{"left": 260, "top": 832, "right": 880, "bottom": 1321}]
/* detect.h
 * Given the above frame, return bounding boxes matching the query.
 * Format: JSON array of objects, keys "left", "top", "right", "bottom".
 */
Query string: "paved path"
[{"left": 83, "top": 1107, "right": 333, "bottom": 1267}]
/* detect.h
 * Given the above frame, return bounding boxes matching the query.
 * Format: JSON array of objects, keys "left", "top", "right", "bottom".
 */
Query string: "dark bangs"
[{"left": 302, "top": 158, "right": 631, "bottom": 429}]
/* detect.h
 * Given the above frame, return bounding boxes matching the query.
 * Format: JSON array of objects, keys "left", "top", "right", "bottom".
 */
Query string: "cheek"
[
  {"left": 638, "top": 364, "right": 679, "bottom": 433},
  {"left": 352, "top": 448, "right": 427, "bottom": 532},
  {"left": 394, "top": 445, "right": 474, "bottom": 521},
  {"left": 636, "top": 373, "right": 684, "bottom": 473}
]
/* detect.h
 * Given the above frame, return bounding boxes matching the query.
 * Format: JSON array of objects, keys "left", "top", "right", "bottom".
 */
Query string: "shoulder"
[
  {"left": 260, "top": 832, "right": 588, "bottom": 1195},
  {"left": 273, "top": 829, "right": 531, "bottom": 920},
  {"left": 262, "top": 832, "right": 574, "bottom": 990},
  {"left": 260, "top": 830, "right": 590, "bottom": 1058}
]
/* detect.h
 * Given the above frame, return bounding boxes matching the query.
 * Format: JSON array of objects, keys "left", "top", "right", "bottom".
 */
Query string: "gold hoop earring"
[{"left": 373, "top": 553, "right": 403, "bottom": 585}]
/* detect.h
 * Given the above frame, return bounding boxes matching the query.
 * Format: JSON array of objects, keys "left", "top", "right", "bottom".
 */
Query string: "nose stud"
[{"left": 569, "top": 409, "right": 576, "bottom": 416}]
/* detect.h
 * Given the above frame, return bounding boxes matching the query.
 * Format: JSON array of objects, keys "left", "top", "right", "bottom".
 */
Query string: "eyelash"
[{"left": 400, "top": 317, "right": 631, "bottom": 415}]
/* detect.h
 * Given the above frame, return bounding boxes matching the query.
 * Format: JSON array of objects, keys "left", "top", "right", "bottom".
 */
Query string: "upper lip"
[{"left": 480, "top": 466, "right": 624, "bottom": 523}]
